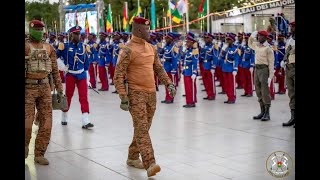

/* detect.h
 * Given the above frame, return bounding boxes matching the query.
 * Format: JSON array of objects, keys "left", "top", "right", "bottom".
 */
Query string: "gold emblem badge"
[
  {"left": 145, "top": 21, "right": 150, "bottom": 25},
  {"left": 30, "top": 23, "right": 34, "bottom": 27}
]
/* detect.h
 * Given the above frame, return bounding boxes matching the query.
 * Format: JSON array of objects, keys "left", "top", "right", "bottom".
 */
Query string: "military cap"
[
  {"left": 133, "top": 17, "right": 150, "bottom": 25},
  {"left": 226, "top": 34, "right": 235, "bottom": 41},
  {"left": 29, "top": 20, "right": 44, "bottom": 28},
  {"left": 267, "top": 34, "right": 274, "bottom": 40},
  {"left": 99, "top": 32, "right": 108, "bottom": 37},
  {"left": 258, "top": 30, "right": 269, "bottom": 37},
  {"left": 186, "top": 36, "right": 196, "bottom": 43},
  {"left": 68, "top": 26, "right": 82, "bottom": 34}
]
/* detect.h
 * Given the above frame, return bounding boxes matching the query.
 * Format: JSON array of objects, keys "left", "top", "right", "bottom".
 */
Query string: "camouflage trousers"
[
  {"left": 25, "top": 83, "right": 52, "bottom": 157},
  {"left": 127, "top": 90, "right": 157, "bottom": 169}
]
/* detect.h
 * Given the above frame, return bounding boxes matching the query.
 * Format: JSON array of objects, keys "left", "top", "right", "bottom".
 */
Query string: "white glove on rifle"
[
  {"left": 222, "top": 42, "right": 228, "bottom": 51},
  {"left": 268, "top": 77, "right": 272, "bottom": 87},
  {"left": 249, "top": 67, "right": 253, "bottom": 73},
  {"left": 232, "top": 71, "right": 237, "bottom": 76},
  {"left": 191, "top": 74, "right": 197, "bottom": 80},
  {"left": 86, "top": 71, "right": 92, "bottom": 88},
  {"left": 251, "top": 31, "right": 258, "bottom": 38},
  {"left": 57, "top": 58, "right": 67, "bottom": 71},
  {"left": 280, "top": 61, "right": 285, "bottom": 68}
]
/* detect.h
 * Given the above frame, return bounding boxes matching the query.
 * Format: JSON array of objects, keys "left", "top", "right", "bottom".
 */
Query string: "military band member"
[
  {"left": 87, "top": 33, "right": 99, "bottom": 89},
  {"left": 202, "top": 33, "right": 216, "bottom": 100},
  {"left": 240, "top": 33, "right": 254, "bottom": 97},
  {"left": 97, "top": 32, "right": 110, "bottom": 91},
  {"left": 275, "top": 34, "right": 286, "bottom": 94},
  {"left": 57, "top": 26, "right": 94, "bottom": 129}
]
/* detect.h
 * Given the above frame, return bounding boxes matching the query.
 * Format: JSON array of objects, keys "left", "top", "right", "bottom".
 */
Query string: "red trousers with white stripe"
[
  {"left": 241, "top": 68, "right": 253, "bottom": 95},
  {"left": 63, "top": 75, "right": 89, "bottom": 113},
  {"left": 222, "top": 72, "right": 236, "bottom": 101},
  {"left": 202, "top": 70, "right": 215, "bottom": 98},
  {"left": 98, "top": 66, "right": 109, "bottom": 90},
  {"left": 184, "top": 76, "right": 197, "bottom": 104},
  {"left": 165, "top": 72, "right": 174, "bottom": 101},
  {"left": 89, "top": 63, "right": 97, "bottom": 88}
]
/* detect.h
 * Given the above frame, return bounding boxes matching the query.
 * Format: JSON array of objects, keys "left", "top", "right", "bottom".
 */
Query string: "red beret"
[
  {"left": 133, "top": 17, "right": 150, "bottom": 25},
  {"left": 29, "top": 20, "right": 44, "bottom": 28},
  {"left": 258, "top": 30, "right": 269, "bottom": 36},
  {"left": 290, "top": 21, "right": 295, "bottom": 26}
]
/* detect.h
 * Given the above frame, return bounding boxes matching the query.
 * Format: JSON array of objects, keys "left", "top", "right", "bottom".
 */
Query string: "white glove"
[
  {"left": 289, "top": 39, "right": 295, "bottom": 46},
  {"left": 241, "top": 41, "right": 246, "bottom": 47},
  {"left": 222, "top": 43, "right": 228, "bottom": 51},
  {"left": 274, "top": 41, "right": 278, "bottom": 46},
  {"left": 57, "top": 58, "right": 67, "bottom": 71},
  {"left": 273, "top": 69, "right": 276, "bottom": 73},
  {"left": 211, "top": 69, "right": 215, "bottom": 74},
  {"left": 280, "top": 61, "right": 285, "bottom": 67},
  {"left": 249, "top": 67, "right": 253, "bottom": 73},
  {"left": 86, "top": 71, "right": 92, "bottom": 88},
  {"left": 268, "top": 78, "right": 272, "bottom": 87},
  {"left": 191, "top": 74, "right": 197, "bottom": 80},
  {"left": 218, "top": 41, "right": 222, "bottom": 47},
  {"left": 232, "top": 71, "right": 237, "bottom": 76},
  {"left": 250, "top": 31, "right": 258, "bottom": 38}
]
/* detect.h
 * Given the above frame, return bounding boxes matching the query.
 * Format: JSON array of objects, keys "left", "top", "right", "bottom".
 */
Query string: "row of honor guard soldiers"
[{"left": 148, "top": 30, "right": 288, "bottom": 108}]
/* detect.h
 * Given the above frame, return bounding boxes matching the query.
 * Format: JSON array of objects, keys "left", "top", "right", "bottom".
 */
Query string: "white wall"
[{"left": 211, "top": 6, "right": 295, "bottom": 33}]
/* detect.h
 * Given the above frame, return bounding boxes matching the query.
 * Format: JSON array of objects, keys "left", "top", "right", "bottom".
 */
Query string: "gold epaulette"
[
  {"left": 157, "top": 43, "right": 162, "bottom": 48},
  {"left": 174, "top": 46, "right": 179, "bottom": 54},
  {"left": 93, "top": 43, "right": 97, "bottom": 48},
  {"left": 237, "top": 48, "right": 242, "bottom": 56},
  {"left": 58, "top": 43, "right": 64, "bottom": 50},
  {"left": 214, "top": 44, "right": 219, "bottom": 50},
  {"left": 192, "top": 48, "right": 199, "bottom": 55}
]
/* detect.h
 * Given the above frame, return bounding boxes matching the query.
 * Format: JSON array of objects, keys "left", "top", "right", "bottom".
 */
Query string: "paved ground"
[{"left": 25, "top": 79, "right": 295, "bottom": 180}]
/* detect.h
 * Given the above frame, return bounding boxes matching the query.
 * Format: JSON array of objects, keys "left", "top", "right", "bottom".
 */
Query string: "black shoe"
[
  {"left": 283, "top": 110, "right": 295, "bottom": 126},
  {"left": 156, "top": 86, "right": 159, "bottom": 91},
  {"left": 161, "top": 100, "right": 167, "bottom": 103},
  {"left": 61, "top": 122, "right": 67, "bottom": 125},
  {"left": 112, "top": 90, "right": 118, "bottom": 94},
  {"left": 236, "top": 87, "right": 243, "bottom": 89},
  {"left": 241, "top": 94, "right": 248, "bottom": 97},
  {"left": 218, "top": 91, "right": 226, "bottom": 94},
  {"left": 182, "top": 94, "right": 186, "bottom": 97},
  {"left": 253, "top": 103, "right": 265, "bottom": 120},
  {"left": 165, "top": 100, "right": 174, "bottom": 104},
  {"left": 246, "top": 94, "right": 253, "bottom": 97},
  {"left": 183, "top": 104, "right": 196, "bottom": 108},
  {"left": 203, "top": 97, "right": 209, "bottom": 100},
  {"left": 224, "top": 100, "right": 235, "bottom": 104},
  {"left": 110, "top": 82, "right": 114, "bottom": 85},
  {"left": 82, "top": 123, "right": 94, "bottom": 129},
  {"left": 293, "top": 124, "right": 295, "bottom": 128},
  {"left": 224, "top": 100, "right": 229, "bottom": 103},
  {"left": 201, "top": 89, "right": 206, "bottom": 91},
  {"left": 98, "top": 88, "right": 108, "bottom": 91},
  {"left": 277, "top": 91, "right": 286, "bottom": 95},
  {"left": 207, "top": 97, "right": 215, "bottom": 100},
  {"left": 261, "top": 105, "right": 270, "bottom": 121}
]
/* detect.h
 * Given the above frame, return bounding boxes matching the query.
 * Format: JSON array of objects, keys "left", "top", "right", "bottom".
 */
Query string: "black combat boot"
[
  {"left": 282, "top": 109, "right": 295, "bottom": 126},
  {"left": 261, "top": 105, "right": 270, "bottom": 121},
  {"left": 253, "top": 103, "right": 265, "bottom": 120}
]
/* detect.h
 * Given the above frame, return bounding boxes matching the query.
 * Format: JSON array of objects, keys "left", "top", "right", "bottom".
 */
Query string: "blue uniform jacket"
[
  {"left": 111, "top": 40, "right": 121, "bottom": 66},
  {"left": 221, "top": 44, "right": 240, "bottom": 73},
  {"left": 57, "top": 42, "right": 90, "bottom": 80},
  {"left": 239, "top": 44, "right": 255, "bottom": 69},
  {"left": 97, "top": 40, "right": 109, "bottom": 66},
  {"left": 275, "top": 42, "right": 286, "bottom": 68},
  {"left": 162, "top": 44, "right": 178, "bottom": 73},
  {"left": 87, "top": 41, "right": 98, "bottom": 63},
  {"left": 202, "top": 43, "right": 214, "bottom": 70},
  {"left": 181, "top": 48, "right": 198, "bottom": 76}
]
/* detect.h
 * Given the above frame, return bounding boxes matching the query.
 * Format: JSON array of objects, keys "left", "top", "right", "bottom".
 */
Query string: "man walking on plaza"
[{"left": 114, "top": 17, "right": 176, "bottom": 177}]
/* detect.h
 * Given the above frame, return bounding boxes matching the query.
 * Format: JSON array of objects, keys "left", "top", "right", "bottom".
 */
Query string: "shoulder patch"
[{"left": 237, "top": 48, "right": 242, "bottom": 56}]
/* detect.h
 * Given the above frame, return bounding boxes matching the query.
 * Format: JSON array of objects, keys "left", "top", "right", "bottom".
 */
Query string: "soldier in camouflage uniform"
[
  {"left": 114, "top": 17, "right": 176, "bottom": 177},
  {"left": 25, "top": 20, "right": 64, "bottom": 165}
]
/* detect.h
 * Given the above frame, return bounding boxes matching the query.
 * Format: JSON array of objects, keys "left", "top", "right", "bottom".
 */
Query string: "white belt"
[{"left": 68, "top": 69, "right": 84, "bottom": 74}]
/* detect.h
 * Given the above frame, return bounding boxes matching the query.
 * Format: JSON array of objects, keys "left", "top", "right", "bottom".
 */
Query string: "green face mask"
[{"left": 29, "top": 29, "right": 44, "bottom": 42}]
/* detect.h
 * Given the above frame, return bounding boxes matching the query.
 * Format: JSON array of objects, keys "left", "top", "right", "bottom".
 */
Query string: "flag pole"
[
  {"left": 206, "top": 0, "right": 210, "bottom": 33},
  {"left": 168, "top": 0, "right": 172, "bottom": 32},
  {"left": 118, "top": 15, "right": 121, "bottom": 32},
  {"left": 185, "top": 0, "right": 189, "bottom": 32}
]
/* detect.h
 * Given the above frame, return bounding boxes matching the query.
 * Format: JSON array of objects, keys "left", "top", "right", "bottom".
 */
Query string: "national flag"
[
  {"left": 151, "top": 0, "right": 156, "bottom": 30},
  {"left": 85, "top": 11, "right": 90, "bottom": 34},
  {"left": 123, "top": 2, "right": 129, "bottom": 31},
  {"left": 199, "top": 0, "right": 207, "bottom": 17},
  {"left": 106, "top": 4, "right": 113, "bottom": 33},
  {"left": 129, "top": 0, "right": 143, "bottom": 24},
  {"left": 167, "top": 0, "right": 182, "bottom": 24}
]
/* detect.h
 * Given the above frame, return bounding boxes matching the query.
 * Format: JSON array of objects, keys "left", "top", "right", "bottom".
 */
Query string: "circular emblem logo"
[
  {"left": 266, "top": 151, "right": 293, "bottom": 178},
  {"left": 145, "top": 21, "right": 150, "bottom": 25},
  {"left": 30, "top": 23, "right": 34, "bottom": 27}
]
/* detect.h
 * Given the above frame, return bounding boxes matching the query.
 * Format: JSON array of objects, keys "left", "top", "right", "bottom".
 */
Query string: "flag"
[
  {"left": 129, "top": 0, "right": 143, "bottom": 24},
  {"left": 167, "top": 0, "right": 182, "bottom": 24},
  {"left": 176, "top": 0, "right": 187, "bottom": 15},
  {"left": 85, "top": 11, "right": 90, "bottom": 34},
  {"left": 75, "top": 11, "right": 79, "bottom": 26},
  {"left": 106, "top": 4, "right": 113, "bottom": 33},
  {"left": 151, "top": 0, "right": 156, "bottom": 30},
  {"left": 199, "top": 0, "right": 207, "bottom": 17},
  {"left": 123, "top": 2, "right": 129, "bottom": 31}
]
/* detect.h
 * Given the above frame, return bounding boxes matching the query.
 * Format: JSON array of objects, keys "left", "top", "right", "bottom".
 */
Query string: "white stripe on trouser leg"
[
  {"left": 61, "top": 112, "right": 68, "bottom": 122},
  {"left": 82, "top": 113, "right": 90, "bottom": 125}
]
